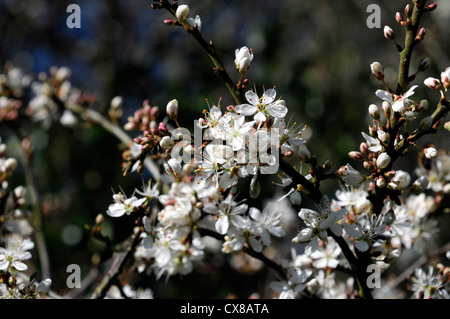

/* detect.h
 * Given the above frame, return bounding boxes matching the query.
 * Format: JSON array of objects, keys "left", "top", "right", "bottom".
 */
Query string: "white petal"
[
  {"left": 215, "top": 215, "right": 230, "bottom": 234},
  {"left": 245, "top": 90, "right": 259, "bottom": 105},
  {"left": 107, "top": 203, "right": 126, "bottom": 217},
  {"left": 254, "top": 111, "right": 266, "bottom": 122},
  {"left": 267, "top": 104, "right": 288, "bottom": 118},
  {"left": 235, "top": 104, "right": 257, "bottom": 116},
  {"left": 343, "top": 223, "right": 362, "bottom": 237},
  {"left": 262, "top": 89, "right": 277, "bottom": 104},
  {"left": 355, "top": 240, "right": 369, "bottom": 252},
  {"left": 304, "top": 237, "right": 319, "bottom": 255},
  {"left": 12, "top": 260, "right": 28, "bottom": 271},
  {"left": 375, "top": 90, "right": 392, "bottom": 103},
  {"left": 249, "top": 236, "right": 262, "bottom": 252}
]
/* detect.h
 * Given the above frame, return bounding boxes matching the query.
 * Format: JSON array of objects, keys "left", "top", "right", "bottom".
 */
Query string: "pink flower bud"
[
  {"left": 368, "top": 104, "right": 380, "bottom": 120},
  {"left": 440, "top": 67, "right": 450, "bottom": 90},
  {"left": 424, "top": 77, "right": 442, "bottom": 90},
  {"left": 384, "top": 26, "right": 395, "bottom": 40},
  {"left": 395, "top": 12, "right": 403, "bottom": 23},
  {"left": 348, "top": 151, "right": 364, "bottom": 161},
  {"left": 370, "top": 62, "right": 384, "bottom": 80},
  {"left": 415, "top": 28, "right": 426, "bottom": 41},
  {"left": 444, "top": 121, "right": 450, "bottom": 132},
  {"left": 404, "top": 4, "right": 412, "bottom": 18}
]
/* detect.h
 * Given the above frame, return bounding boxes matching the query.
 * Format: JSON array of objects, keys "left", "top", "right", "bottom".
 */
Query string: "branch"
[
  {"left": 198, "top": 227, "right": 287, "bottom": 281},
  {"left": 397, "top": 0, "right": 428, "bottom": 94},
  {"left": 90, "top": 228, "right": 143, "bottom": 299}
]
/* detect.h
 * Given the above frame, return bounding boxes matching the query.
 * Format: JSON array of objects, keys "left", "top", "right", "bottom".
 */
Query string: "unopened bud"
[
  {"left": 349, "top": 151, "right": 364, "bottom": 161},
  {"left": 166, "top": 99, "right": 179, "bottom": 120},
  {"left": 405, "top": 4, "right": 412, "bottom": 18},
  {"left": 425, "top": 3, "right": 438, "bottom": 12},
  {"left": 440, "top": 67, "right": 450, "bottom": 90},
  {"left": 111, "top": 96, "right": 123, "bottom": 110},
  {"left": 418, "top": 99, "right": 429, "bottom": 112},
  {"left": 419, "top": 116, "right": 433, "bottom": 131},
  {"left": 376, "top": 176, "right": 386, "bottom": 188},
  {"left": 424, "top": 77, "right": 441, "bottom": 91},
  {"left": 384, "top": 209, "right": 396, "bottom": 226},
  {"left": 368, "top": 104, "right": 380, "bottom": 120},
  {"left": 412, "top": 176, "right": 430, "bottom": 192},
  {"left": 444, "top": 121, "right": 450, "bottom": 132},
  {"left": 376, "top": 152, "right": 391, "bottom": 169},
  {"left": 418, "top": 57, "right": 431, "bottom": 73},
  {"left": 370, "top": 62, "right": 384, "bottom": 80},
  {"left": 95, "top": 214, "right": 104, "bottom": 225},
  {"left": 384, "top": 26, "right": 395, "bottom": 40},
  {"left": 360, "top": 142, "right": 369, "bottom": 155},
  {"left": 159, "top": 136, "right": 175, "bottom": 149},
  {"left": 176, "top": 4, "right": 190, "bottom": 21},
  {"left": 4, "top": 158, "right": 17, "bottom": 172},
  {"left": 8, "top": 276, "right": 17, "bottom": 286},
  {"left": 363, "top": 161, "right": 374, "bottom": 171},
  {"left": 289, "top": 191, "right": 302, "bottom": 206},
  {"left": 415, "top": 28, "right": 426, "bottom": 41},
  {"left": 424, "top": 147, "right": 437, "bottom": 159},
  {"left": 395, "top": 12, "right": 403, "bottom": 23}
]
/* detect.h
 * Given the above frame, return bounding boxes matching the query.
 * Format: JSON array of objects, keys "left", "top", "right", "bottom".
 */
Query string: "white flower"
[
  {"left": 410, "top": 266, "right": 448, "bottom": 299},
  {"left": 343, "top": 214, "right": 386, "bottom": 252},
  {"left": 186, "top": 15, "right": 201, "bottom": 31},
  {"left": 270, "top": 268, "right": 312, "bottom": 299},
  {"left": 135, "top": 180, "right": 159, "bottom": 199},
  {"left": 375, "top": 85, "right": 418, "bottom": 113},
  {"left": 310, "top": 238, "right": 341, "bottom": 269},
  {"left": 234, "top": 46, "right": 254, "bottom": 73},
  {"left": 293, "top": 196, "right": 346, "bottom": 255},
  {"left": 203, "top": 194, "right": 247, "bottom": 234},
  {"left": 0, "top": 237, "right": 34, "bottom": 272},
  {"left": 235, "top": 89, "right": 287, "bottom": 123},
  {"left": 249, "top": 204, "right": 286, "bottom": 244},
  {"left": 220, "top": 113, "right": 255, "bottom": 151},
  {"left": 106, "top": 193, "right": 146, "bottom": 218}
]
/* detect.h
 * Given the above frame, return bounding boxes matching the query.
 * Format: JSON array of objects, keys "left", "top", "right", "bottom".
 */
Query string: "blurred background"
[{"left": 0, "top": 0, "right": 449, "bottom": 298}]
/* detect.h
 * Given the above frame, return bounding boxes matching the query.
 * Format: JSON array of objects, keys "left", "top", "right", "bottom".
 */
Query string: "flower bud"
[
  {"left": 348, "top": 151, "right": 364, "bottom": 161},
  {"left": 412, "top": 176, "right": 429, "bottom": 192},
  {"left": 419, "top": 116, "right": 433, "bottom": 131},
  {"left": 424, "top": 77, "right": 441, "bottom": 91},
  {"left": 4, "top": 158, "right": 17, "bottom": 172},
  {"left": 444, "top": 121, "right": 450, "bottom": 132},
  {"left": 440, "top": 67, "right": 450, "bottom": 90},
  {"left": 381, "top": 101, "right": 391, "bottom": 118},
  {"left": 55, "top": 67, "right": 71, "bottom": 82},
  {"left": 404, "top": 4, "right": 412, "bottom": 18},
  {"left": 384, "top": 209, "right": 396, "bottom": 226},
  {"left": 95, "top": 214, "right": 104, "bottom": 225},
  {"left": 159, "top": 136, "right": 175, "bottom": 149},
  {"left": 376, "top": 152, "right": 391, "bottom": 169},
  {"left": 368, "top": 104, "right": 380, "bottom": 120},
  {"left": 418, "top": 57, "right": 431, "bottom": 73},
  {"left": 289, "top": 191, "right": 302, "bottom": 206},
  {"left": 166, "top": 99, "right": 179, "bottom": 120},
  {"left": 176, "top": 4, "right": 189, "bottom": 21},
  {"left": 418, "top": 99, "right": 429, "bottom": 112},
  {"left": 384, "top": 249, "right": 401, "bottom": 264},
  {"left": 395, "top": 12, "right": 403, "bottom": 23},
  {"left": 415, "top": 27, "right": 426, "bottom": 41},
  {"left": 392, "top": 170, "right": 411, "bottom": 189},
  {"left": 370, "top": 62, "right": 384, "bottom": 80},
  {"left": 384, "top": 26, "right": 395, "bottom": 40},
  {"left": 424, "top": 147, "right": 437, "bottom": 159},
  {"left": 111, "top": 96, "right": 123, "bottom": 110},
  {"left": 376, "top": 176, "right": 386, "bottom": 188},
  {"left": 184, "top": 144, "right": 194, "bottom": 155},
  {"left": 360, "top": 142, "right": 369, "bottom": 155},
  {"left": 165, "top": 158, "right": 182, "bottom": 175},
  {"left": 234, "top": 46, "right": 254, "bottom": 73}
]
